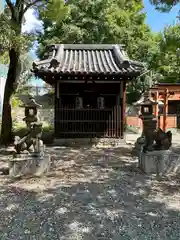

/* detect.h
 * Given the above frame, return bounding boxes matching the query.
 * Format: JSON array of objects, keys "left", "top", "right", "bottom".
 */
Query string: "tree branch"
[
  {"left": 5, "top": 0, "right": 15, "bottom": 14},
  {"left": 23, "top": 0, "right": 43, "bottom": 14}
]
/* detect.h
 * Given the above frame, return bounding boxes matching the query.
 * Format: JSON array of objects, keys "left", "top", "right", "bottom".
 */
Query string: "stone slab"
[
  {"left": 139, "top": 150, "right": 180, "bottom": 174},
  {"left": 9, "top": 154, "right": 51, "bottom": 178}
]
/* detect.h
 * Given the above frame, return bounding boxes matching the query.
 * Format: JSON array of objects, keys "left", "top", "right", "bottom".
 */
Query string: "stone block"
[
  {"left": 139, "top": 150, "right": 180, "bottom": 174},
  {"left": 9, "top": 154, "right": 51, "bottom": 178}
]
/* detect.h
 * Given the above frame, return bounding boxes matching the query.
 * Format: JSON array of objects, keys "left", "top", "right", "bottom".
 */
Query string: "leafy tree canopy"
[
  {"left": 38, "top": 0, "right": 157, "bottom": 63},
  {"left": 150, "top": 0, "right": 179, "bottom": 12},
  {"left": 0, "top": 0, "right": 69, "bottom": 144},
  {"left": 154, "top": 24, "right": 180, "bottom": 83}
]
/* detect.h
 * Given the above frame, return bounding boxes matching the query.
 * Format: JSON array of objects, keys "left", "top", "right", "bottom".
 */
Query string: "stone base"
[
  {"left": 9, "top": 154, "right": 51, "bottom": 178},
  {"left": 134, "top": 137, "right": 145, "bottom": 157},
  {"left": 134, "top": 142, "right": 144, "bottom": 156},
  {"left": 139, "top": 150, "right": 180, "bottom": 174}
]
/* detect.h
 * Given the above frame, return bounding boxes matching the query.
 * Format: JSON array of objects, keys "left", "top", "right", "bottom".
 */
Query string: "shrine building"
[
  {"left": 126, "top": 83, "right": 180, "bottom": 131},
  {"left": 33, "top": 44, "right": 145, "bottom": 139},
  {"left": 150, "top": 83, "right": 180, "bottom": 130}
]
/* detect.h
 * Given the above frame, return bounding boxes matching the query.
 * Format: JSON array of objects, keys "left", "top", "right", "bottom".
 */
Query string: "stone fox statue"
[
  {"left": 14, "top": 122, "right": 43, "bottom": 154},
  {"left": 153, "top": 128, "right": 172, "bottom": 150},
  {"left": 143, "top": 128, "right": 172, "bottom": 152}
]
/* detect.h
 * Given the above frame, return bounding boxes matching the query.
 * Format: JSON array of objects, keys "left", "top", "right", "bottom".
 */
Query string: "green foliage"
[
  {"left": 152, "top": 24, "right": 180, "bottom": 83},
  {"left": 38, "top": 0, "right": 155, "bottom": 63},
  {"left": 127, "top": 23, "right": 180, "bottom": 101},
  {"left": 12, "top": 122, "right": 54, "bottom": 144},
  {"left": 150, "top": 0, "right": 179, "bottom": 12},
  {"left": 40, "top": 0, "right": 70, "bottom": 24},
  {"left": 0, "top": 8, "right": 34, "bottom": 54},
  {"left": 0, "top": 0, "right": 68, "bottom": 66},
  {"left": 11, "top": 95, "right": 23, "bottom": 108},
  {"left": 0, "top": 52, "right": 9, "bottom": 64}
]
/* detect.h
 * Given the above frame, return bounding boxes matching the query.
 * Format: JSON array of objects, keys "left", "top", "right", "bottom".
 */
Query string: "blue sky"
[{"left": 143, "top": 0, "right": 179, "bottom": 32}]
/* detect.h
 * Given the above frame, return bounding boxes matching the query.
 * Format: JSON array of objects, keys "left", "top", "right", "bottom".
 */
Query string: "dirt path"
[{"left": 0, "top": 145, "right": 180, "bottom": 239}]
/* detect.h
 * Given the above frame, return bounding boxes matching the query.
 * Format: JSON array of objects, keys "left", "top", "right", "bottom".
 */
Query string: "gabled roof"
[{"left": 33, "top": 44, "right": 145, "bottom": 77}]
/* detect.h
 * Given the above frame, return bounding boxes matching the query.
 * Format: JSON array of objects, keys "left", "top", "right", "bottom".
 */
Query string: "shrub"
[
  {"left": 11, "top": 96, "right": 23, "bottom": 108},
  {"left": 12, "top": 121, "right": 54, "bottom": 144}
]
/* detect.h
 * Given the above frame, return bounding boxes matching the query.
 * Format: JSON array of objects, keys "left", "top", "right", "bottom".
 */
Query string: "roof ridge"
[{"left": 58, "top": 44, "right": 125, "bottom": 50}]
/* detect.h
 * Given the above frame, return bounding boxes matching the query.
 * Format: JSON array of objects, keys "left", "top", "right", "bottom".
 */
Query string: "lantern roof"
[
  {"left": 133, "top": 92, "right": 158, "bottom": 106},
  {"left": 20, "top": 96, "right": 42, "bottom": 108}
]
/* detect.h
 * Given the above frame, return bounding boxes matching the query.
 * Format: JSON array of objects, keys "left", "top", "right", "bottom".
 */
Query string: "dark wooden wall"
[{"left": 54, "top": 81, "right": 126, "bottom": 138}]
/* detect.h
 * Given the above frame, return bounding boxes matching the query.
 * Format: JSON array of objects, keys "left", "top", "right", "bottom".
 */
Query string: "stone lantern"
[
  {"left": 20, "top": 96, "right": 42, "bottom": 128},
  {"left": 134, "top": 91, "right": 158, "bottom": 151},
  {"left": 135, "top": 92, "right": 158, "bottom": 132}
]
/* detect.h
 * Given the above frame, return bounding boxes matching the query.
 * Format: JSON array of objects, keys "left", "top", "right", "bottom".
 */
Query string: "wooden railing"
[{"left": 55, "top": 105, "right": 122, "bottom": 138}]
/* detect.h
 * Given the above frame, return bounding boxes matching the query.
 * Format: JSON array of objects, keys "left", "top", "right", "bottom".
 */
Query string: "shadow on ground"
[{"left": 0, "top": 145, "right": 180, "bottom": 239}]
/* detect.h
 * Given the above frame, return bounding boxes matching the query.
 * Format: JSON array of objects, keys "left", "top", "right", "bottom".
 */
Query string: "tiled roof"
[{"left": 33, "top": 44, "right": 145, "bottom": 77}]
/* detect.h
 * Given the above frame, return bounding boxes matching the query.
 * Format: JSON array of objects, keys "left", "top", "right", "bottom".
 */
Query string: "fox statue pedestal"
[
  {"left": 9, "top": 124, "right": 51, "bottom": 178},
  {"left": 139, "top": 150, "right": 180, "bottom": 174},
  {"left": 9, "top": 153, "right": 51, "bottom": 178},
  {"left": 134, "top": 92, "right": 172, "bottom": 174},
  {"left": 9, "top": 96, "right": 51, "bottom": 178}
]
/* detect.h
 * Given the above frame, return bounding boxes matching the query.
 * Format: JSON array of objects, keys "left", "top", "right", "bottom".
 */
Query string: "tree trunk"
[{"left": 1, "top": 48, "right": 20, "bottom": 145}]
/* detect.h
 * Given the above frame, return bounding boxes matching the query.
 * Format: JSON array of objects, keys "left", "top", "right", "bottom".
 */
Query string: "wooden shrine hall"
[{"left": 33, "top": 44, "right": 145, "bottom": 139}]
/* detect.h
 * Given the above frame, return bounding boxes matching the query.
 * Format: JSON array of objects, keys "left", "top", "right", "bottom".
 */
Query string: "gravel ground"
[{"left": 0, "top": 144, "right": 180, "bottom": 239}]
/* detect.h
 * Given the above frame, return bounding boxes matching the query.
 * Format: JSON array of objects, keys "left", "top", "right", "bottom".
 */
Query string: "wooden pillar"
[
  {"left": 163, "top": 88, "right": 168, "bottom": 132},
  {"left": 56, "top": 81, "right": 60, "bottom": 99},
  {"left": 123, "top": 81, "right": 126, "bottom": 126},
  {"left": 55, "top": 81, "right": 60, "bottom": 137},
  {"left": 120, "top": 81, "right": 124, "bottom": 139},
  {"left": 154, "top": 90, "right": 160, "bottom": 128},
  {"left": 154, "top": 90, "right": 159, "bottom": 117}
]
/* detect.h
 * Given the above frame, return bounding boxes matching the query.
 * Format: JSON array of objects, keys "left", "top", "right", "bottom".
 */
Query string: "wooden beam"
[
  {"left": 151, "top": 88, "right": 180, "bottom": 94},
  {"left": 120, "top": 81, "right": 124, "bottom": 138},
  {"left": 57, "top": 80, "right": 123, "bottom": 83},
  {"left": 34, "top": 71, "right": 135, "bottom": 82}
]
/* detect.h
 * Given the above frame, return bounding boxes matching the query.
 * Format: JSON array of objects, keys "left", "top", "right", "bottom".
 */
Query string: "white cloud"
[
  {"left": 22, "top": 8, "right": 43, "bottom": 34},
  {"left": 22, "top": 8, "right": 44, "bottom": 60}
]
